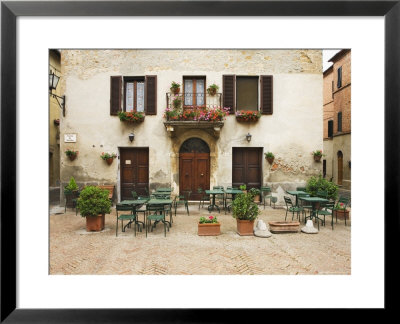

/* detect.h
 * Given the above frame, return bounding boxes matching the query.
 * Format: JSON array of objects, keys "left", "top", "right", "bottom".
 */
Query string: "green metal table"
[
  {"left": 286, "top": 190, "right": 307, "bottom": 206},
  {"left": 223, "top": 188, "right": 243, "bottom": 213},
  {"left": 205, "top": 189, "right": 224, "bottom": 213},
  {"left": 298, "top": 196, "right": 329, "bottom": 222},
  {"left": 119, "top": 199, "right": 149, "bottom": 232}
]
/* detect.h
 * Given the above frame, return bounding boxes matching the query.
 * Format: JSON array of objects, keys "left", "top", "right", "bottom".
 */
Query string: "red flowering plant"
[
  {"left": 235, "top": 110, "right": 261, "bottom": 121},
  {"left": 163, "top": 106, "right": 229, "bottom": 122},
  {"left": 312, "top": 150, "right": 325, "bottom": 157},
  {"left": 100, "top": 152, "right": 117, "bottom": 160},
  {"left": 118, "top": 111, "right": 145, "bottom": 122},
  {"left": 65, "top": 148, "right": 78, "bottom": 157},
  {"left": 334, "top": 202, "right": 347, "bottom": 211},
  {"left": 199, "top": 215, "right": 219, "bottom": 224}
]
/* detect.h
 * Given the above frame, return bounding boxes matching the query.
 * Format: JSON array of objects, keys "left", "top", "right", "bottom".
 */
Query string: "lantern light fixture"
[
  {"left": 49, "top": 70, "right": 66, "bottom": 116},
  {"left": 129, "top": 132, "right": 135, "bottom": 142},
  {"left": 246, "top": 133, "right": 252, "bottom": 142}
]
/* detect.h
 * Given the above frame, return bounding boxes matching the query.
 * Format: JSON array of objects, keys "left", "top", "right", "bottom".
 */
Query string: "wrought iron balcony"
[{"left": 166, "top": 92, "right": 222, "bottom": 110}]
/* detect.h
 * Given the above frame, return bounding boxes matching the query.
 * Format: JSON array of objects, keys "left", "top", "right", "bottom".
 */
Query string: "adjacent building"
[
  {"left": 58, "top": 49, "right": 323, "bottom": 205},
  {"left": 323, "top": 49, "right": 351, "bottom": 189}
]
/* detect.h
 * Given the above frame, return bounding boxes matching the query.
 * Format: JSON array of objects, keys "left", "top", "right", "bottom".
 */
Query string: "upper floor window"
[
  {"left": 328, "top": 120, "right": 333, "bottom": 137},
  {"left": 183, "top": 76, "right": 205, "bottom": 107},
  {"left": 223, "top": 75, "right": 273, "bottom": 115},
  {"left": 236, "top": 76, "right": 258, "bottom": 111},
  {"left": 337, "top": 66, "right": 342, "bottom": 88},
  {"left": 110, "top": 75, "right": 157, "bottom": 115},
  {"left": 124, "top": 77, "right": 145, "bottom": 112},
  {"left": 337, "top": 112, "right": 342, "bottom": 132}
]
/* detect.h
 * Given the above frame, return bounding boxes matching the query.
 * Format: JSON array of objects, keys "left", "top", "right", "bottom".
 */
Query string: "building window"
[
  {"left": 323, "top": 159, "right": 327, "bottom": 178},
  {"left": 328, "top": 120, "right": 333, "bottom": 138},
  {"left": 124, "top": 77, "right": 145, "bottom": 112},
  {"left": 337, "top": 66, "right": 342, "bottom": 88},
  {"left": 183, "top": 77, "right": 205, "bottom": 107},
  {"left": 331, "top": 80, "right": 334, "bottom": 98},
  {"left": 236, "top": 76, "right": 258, "bottom": 111},
  {"left": 337, "top": 112, "right": 342, "bottom": 132}
]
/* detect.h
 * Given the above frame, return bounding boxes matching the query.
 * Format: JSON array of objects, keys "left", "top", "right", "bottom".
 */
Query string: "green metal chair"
[
  {"left": 213, "top": 186, "right": 225, "bottom": 209},
  {"left": 223, "top": 186, "right": 236, "bottom": 214},
  {"left": 146, "top": 204, "right": 169, "bottom": 237},
  {"left": 333, "top": 196, "right": 350, "bottom": 226},
  {"left": 316, "top": 201, "right": 335, "bottom": 230},
  {"left": 116, "top": 203, "right": 139, "bottom": 237},
  {"left": 297, "top": 192, "right": 312, "bottom": 223},
  {"left": 284, "top": 196, "right": 303, "bottom": 221},
  {"left": 197, "top": 188, "right": 210, "bottom": 210},
  {"left": 174, "top": 190, "right": 191, "bottom": 216},
  {"left": 261, "top": 186, "right": 272, "bottom": 209}
]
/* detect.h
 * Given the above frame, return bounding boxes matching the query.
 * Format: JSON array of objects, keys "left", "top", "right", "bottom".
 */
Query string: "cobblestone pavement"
[{"left": 50, "top": 203, "right": 351, "bottom": 275}]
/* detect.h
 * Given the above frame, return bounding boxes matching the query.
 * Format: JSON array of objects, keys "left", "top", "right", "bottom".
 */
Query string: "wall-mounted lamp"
[
  {"left": 49, "top": 71, "right": 66, "bottom": 116},
  {"left": 348, "top": 160, "right": 351, "bottom": 168},
  {"left": 129, "top": 132, "right": 135, "bottom": 142},
  {"left": 246, "top": 133, "right": 252, "bottom": 142}
]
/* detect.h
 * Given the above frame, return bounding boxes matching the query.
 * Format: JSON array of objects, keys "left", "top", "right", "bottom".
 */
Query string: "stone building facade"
[
  {"left": 323, "top": 49, "right": 351, "bottom": 189},
  {"left": 58, "top": 49, "right": 323, "bottom": 205}
]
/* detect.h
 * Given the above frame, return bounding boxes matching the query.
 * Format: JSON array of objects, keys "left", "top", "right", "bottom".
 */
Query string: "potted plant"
[
  {"left": 265, "top": 152, "right": 275, "bottom": 164},
  {"left": 65, "top": 148, "right": 78, "bottom": 161},
  {"left": 53, "top": 119, "right": 60, "bottom": 126},
  {"left": 239, "top": 184, "right": 247, "bottom": 193},
  {"left": 170, "top": 81, "right": 180, "bottom": 94},
  {"left": 172, "top": 95, "right": 182, "bottom": 109},
  {"left": 118, "top": 111, "right": 145, "bottom": 123},
  {"left": 312, "top": 150, "right": 324, "bottom": 162},
  {"left": 64, "top": 177, "right": 80, "bottom": 210},
  {"left": 306, "top": 175, "right": 338, "bottom": 200},
  {"left": 198, "top": 215, "right": 221, "bottom": 236},
  {"left": 333, "top": 201, "right": 349, "bottom": 220},
  {"left": 232, "top": 191, "right": 260, "bottom": 236},
  {"left": 249, "top": 188, "right": 261, "bottom": 203},
  {"left": 207, "top": 84, "right": 219, "bottom": 96},
  {"left": 235, "top": 110, "right": 261, "bottom": 122},
  {"left": 76, "top": 186, "right": 112, "bottom": 232},
  {"left": 101, "top": 152, "right": 117, "bottom": 165}
]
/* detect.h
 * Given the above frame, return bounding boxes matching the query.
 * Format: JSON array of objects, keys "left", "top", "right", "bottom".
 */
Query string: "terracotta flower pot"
[
  {"left": 86, "top": 214, "right": 105, "bottom": 232},
  {"left": 68, "top": 154, "right": 77, "bottom": 161},
  {"left": 171, "top": 87, "right": 180, "bottom": 94},
  {"left": 266, "top": 157, "right": 274, "bottom": 164},
  {"left": 268, "top": 221, "right": 300, "bottom": 233},
  {"left": 334, "top": 209, "right": 350, "bottom": 221},
  {"left": 236, "top": 219, "right": 255, "bottom": 236},
  {"left": 106, "top": 157, "right": 114, "bottom": 165},
  {"left": 314, "top": 155, "right": 322, "bottom": 162},
  {"left": 198, "top": 222, "right": 221, "bottom": 236},
  {"left": 207, "top": 88, "right": 217, "bottom": 96},
  {"left": 253, "top": 195, "right": 260, "bottom": 203}
]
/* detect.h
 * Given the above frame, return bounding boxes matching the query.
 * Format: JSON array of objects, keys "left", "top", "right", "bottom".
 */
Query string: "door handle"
[{"left": 200, "top": 173, "right": 204, "bottom": 176}]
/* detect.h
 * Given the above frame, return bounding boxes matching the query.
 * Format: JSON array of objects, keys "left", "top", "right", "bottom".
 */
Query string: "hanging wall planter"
[
  {"left": 170, "top": 81, "right": 181, "bottom": 95},
  {"left": 312, "top": 150, "right": 323, "bottom": 162},
  {"left": 235, "top": 110, "right": 261, "bottom": 122},
  {"left": 65, "top": 149, "right": 78, "bottom": 161},
  {"left": 101, "top": 152, "right": 117, "bottom": 165},
  {"left": 264, "top": 152, "right": 275, "bottom": 165}
]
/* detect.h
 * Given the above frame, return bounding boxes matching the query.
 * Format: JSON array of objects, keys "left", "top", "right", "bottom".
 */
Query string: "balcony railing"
[{"left": 166, "top": 92, "right": 222, "bottom": 110}]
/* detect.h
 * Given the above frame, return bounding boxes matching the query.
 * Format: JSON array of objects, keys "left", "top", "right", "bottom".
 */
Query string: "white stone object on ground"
[
  {"left": 301, "top": 220, "right": 318, "bottom": 234},
  {"left": 254, "top": 229, "right": 272, "bottom": 238},
  {"left": 256, "top": 219, "right": 267, "bottom": 230}
]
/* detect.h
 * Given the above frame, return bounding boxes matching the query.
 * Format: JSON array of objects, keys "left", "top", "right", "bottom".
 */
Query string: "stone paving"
[{"left": 49, "top": 202, "right": 351, "bottom": 275}]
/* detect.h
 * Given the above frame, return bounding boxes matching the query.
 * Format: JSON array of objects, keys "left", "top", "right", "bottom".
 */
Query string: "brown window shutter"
[
  {"left": 223, "top": 75, "right": 235, "bottom": 114},
  {"left": 260, "top": 75, "right": 273, "bottom": 115},
  {"left": 110, "top": 76, "right": 122, "bottom": 115},
  {"left": 145, "top": 75, "right": 157, "bottom": 115}
]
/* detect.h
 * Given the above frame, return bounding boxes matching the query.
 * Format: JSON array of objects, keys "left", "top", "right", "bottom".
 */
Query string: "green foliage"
[
  {"left": 207, "top": 84, "right": 219, "bottom": 94},
  {"left": 64, "top": 177, "right": 79, "bottom": 194},
  {"left": 232, "top": 192, "right": 260, "bottom": 221},
  {"left": 76, "top": 186, "right": 111, "bottom": 217},
  {"left": 65, "top": 148, "right": 78, "bottom": 157},
  {"left": 239, "top": 184, "right": 247, "bottom": 191},
  {"left": 306, "top": 175, "right": 338, "bottom": 200},
  {"left": 118, "top": 111, "right": 145, "bottom": 122},
  {"left": 100, "top": 152, "right": 117, "bottom": 160},
  {"left": 170, "top": 81, "right": 180, "bottom": 89},
  {"left": 199, "top": 215, "right": 218, "bottom": 224},
  {"left": 312, "top": 150, "right": 324, "bottom": 157},
  {"left": 249, "top": 188, "right": 260, "bottom": 196},
  {"left": 264, "top": 152, "right": 274, "bottom": 158}
]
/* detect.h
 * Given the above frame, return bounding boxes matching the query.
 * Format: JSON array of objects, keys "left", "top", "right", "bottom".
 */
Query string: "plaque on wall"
[
  {"left": 64, "top": 134, "right": 77, "bottom": 143},
  {"left": 125, "top": 160, "right": 131, "bottom": 165}
]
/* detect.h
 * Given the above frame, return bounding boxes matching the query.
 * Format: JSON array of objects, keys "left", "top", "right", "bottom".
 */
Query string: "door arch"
[
  {"left": 337, "top": 151, "right": 343, "bottom": 186},
  {"left": 179, "top": 138, "right": 210, "bottom": 200}
]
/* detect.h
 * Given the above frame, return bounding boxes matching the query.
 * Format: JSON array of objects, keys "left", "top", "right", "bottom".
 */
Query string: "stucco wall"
[{"left": 60, "top": 49, "right": 322, "bottom": 204}]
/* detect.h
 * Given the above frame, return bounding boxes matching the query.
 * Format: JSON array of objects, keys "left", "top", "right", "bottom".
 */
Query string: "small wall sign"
[
  {"left": 125, "top": 160, "right": 131, "bottom": 165},
  {"left": 64, "top": 134, "right": 77, "bottom": 143}
]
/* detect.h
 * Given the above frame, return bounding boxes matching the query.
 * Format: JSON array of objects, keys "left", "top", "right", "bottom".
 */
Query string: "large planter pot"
[
  {"left": 253, "top": 195, "right": 260, "bottom": 203},
  {"left": 268, "top": 221, "right": 300, "bottom": 233},
  {"left": 334, "top": 209, "right": 350, "bottom": 221},
  {"left": 313, "top": 155, "right": 322, "bottom": 162},
  {"left": 236, "top": 219, "right": 255, "bottom": 236},
  {"left": 86, "top": 214, "right": 105, "bottom": 232},
  {"left": 198, "top": 222, "right": 221, "bottom": 236},
  {"left": 106, "top": 157, "right": 114, "bottom": 165}
]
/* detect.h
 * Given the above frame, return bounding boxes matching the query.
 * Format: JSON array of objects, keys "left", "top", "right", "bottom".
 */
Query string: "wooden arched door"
[
  {"left": 179, "top": 138, "right": 210, "bottom": 201},
  {"left": 337, "top": 151, "right": 343, "bottom": 186}
]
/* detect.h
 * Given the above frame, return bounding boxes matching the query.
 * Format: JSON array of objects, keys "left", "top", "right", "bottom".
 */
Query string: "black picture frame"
[{"left": 1, "top": 0, "right": 398, "bottom": 321}]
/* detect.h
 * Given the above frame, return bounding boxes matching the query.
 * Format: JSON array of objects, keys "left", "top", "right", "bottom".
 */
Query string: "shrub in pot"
[
  {"left": 76, "top": 186, "right": 112, "bottom": 232},
  {"left": 64, "top": 177, "right": 80, "bottom": 209},
  {"left": 232, "top": 191, "right": 260, "bottom": 236},
  {"left": 249, "top": 188, "right": 261, "bottom": 203},
  {"left": 306, "top": 175, "right": 338, "bottom": 200}
]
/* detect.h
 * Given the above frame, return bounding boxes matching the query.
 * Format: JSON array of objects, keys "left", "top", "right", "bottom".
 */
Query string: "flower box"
[
  {"left": 334, "top": 209, "right": 350, "bottom": 221},
  {"left": 198, "top": 222, "right": 221, "bottom": 236},
  {"left": 118, "top": 111, "right": 145, "bottom": 123},
  {"left": 235, "top": 110, "right": 261, "bottom": 122},
  {"left": 268, "top": 221, "right": 300, "bottom": 233}
]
